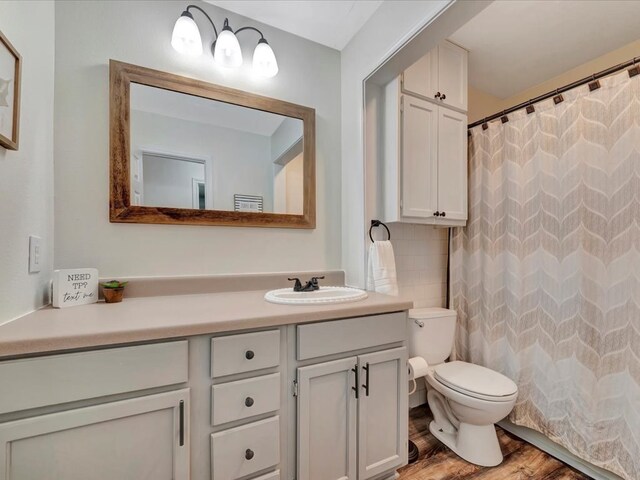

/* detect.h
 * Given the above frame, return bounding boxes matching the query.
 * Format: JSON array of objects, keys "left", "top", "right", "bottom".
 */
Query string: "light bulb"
[
  {"left": 252, "top": 39, "right": 278, "bottom": 78},
  {"left": 171, "top": 11, "right": 203, "bottom": 56},
  {"left": 213, "top": 26, "right": 243, "bottom": 68}
]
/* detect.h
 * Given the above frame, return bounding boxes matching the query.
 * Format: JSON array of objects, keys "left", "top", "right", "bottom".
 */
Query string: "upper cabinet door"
[
  {"left": 357, "top": 348, "right": 408, "bottom": 480},
  {"left": 401, "top": 95, "right": 438, "bottom": 219},
  {"left": 437, "top": 108, "right": 468, "bottom": 222},
  {"left": 402, "top": 49, "right": 438, "bottom": 100},
  {"left": 437, "top": 41, "right": 468, "bottom": 111},
  {"left": 297, "top": 357, "right": 358, "bottom": 480},
  {"left": 0, "top": 389, "right": 190, "bottom": 480}
]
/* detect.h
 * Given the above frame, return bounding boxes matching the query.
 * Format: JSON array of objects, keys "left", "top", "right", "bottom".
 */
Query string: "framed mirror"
[{"left": 109, "top": 60, "right": 315, "bottom": 228}]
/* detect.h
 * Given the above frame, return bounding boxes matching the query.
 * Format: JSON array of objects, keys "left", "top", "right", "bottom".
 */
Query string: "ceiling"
[
  {"left": 130, "top": 84, "right": 291, "bottom": 137},
  {"left": 204, "top": 0, "right": 383, "bottom": 50},
  {"left": 449, "top": 0, "right": 640, "bottom": 99}
]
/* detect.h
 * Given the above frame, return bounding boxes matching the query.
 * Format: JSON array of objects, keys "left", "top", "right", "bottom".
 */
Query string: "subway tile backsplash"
[{"left": 385, "top": 223, "right": 449, "bottom": 308}]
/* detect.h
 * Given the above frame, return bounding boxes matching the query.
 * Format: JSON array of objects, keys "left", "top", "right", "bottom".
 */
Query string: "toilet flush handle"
[{"left": 414, "top": 319, "right": 424, "bottom": 328}]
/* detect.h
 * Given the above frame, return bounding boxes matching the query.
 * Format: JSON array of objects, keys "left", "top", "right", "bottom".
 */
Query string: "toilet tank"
[{"left": 407, "top": 308, "right": 457, "bottom": 365}]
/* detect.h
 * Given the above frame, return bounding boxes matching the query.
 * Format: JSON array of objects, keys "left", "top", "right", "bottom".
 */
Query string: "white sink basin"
[{"left": 265, "top": 286, "right": 368, "bottom": 305}]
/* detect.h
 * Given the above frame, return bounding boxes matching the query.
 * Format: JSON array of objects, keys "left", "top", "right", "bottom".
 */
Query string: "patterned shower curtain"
[{"left": 450, "top": 69, "right": 640, "bottom": 480}]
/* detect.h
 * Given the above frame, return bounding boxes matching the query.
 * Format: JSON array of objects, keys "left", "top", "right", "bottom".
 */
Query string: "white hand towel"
[{"left": 367, "top": 240, "right": 399, "bottom": 296}]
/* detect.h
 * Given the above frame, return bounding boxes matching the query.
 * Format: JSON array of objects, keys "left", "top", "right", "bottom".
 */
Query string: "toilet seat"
[{"left": 433, "top": 361, "right": 518, "bottom": 402}]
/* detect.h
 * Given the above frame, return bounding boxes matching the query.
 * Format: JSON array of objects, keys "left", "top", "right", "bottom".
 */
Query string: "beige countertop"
[{"left": 0, "top": 290, "right": 412, "bottom": 359}]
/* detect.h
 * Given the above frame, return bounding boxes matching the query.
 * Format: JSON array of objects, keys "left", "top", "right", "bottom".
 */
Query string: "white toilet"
[{"left": 408, "top": 308, "right": 518, "bottom": 467}]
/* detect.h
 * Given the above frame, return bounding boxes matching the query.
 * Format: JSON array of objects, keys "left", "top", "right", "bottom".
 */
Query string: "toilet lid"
[{"left": 434, "top": 361, "right": 518, "bottom": 399}]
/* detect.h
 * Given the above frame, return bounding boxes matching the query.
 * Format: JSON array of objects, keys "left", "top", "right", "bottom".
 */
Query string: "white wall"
[
  {"left": 271, "top": 117, "right": 303, "bottom": 162},
  {"left": 141, "top": 154, "right": 206, "bottom": 209},
  {"left": 0, "top": 1, "right": 55, "bottom": 324},
  {"left": 54, "top": 0, "right": 341, "bottom": 277},
  {"left": 131, "top": 110, "right": 274, "bottom": 212}
]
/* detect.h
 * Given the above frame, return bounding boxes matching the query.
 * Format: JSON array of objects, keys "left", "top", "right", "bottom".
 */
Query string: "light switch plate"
[{"left": 29, "top": 236, "right": 42, "bottom": 273}]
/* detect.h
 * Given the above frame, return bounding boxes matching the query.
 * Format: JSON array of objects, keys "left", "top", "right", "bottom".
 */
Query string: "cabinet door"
[
  {"left": 297, "top": 357, "right": 358, "bottom": 480},
  {"left": 0, "top": 389, "right": 189, "bottom": 480},
  {"left": 401, "top": 95, "right": 438, "bottom": 219},
  {"left": 437, "top": 41, "right": 468, "bottom": 111},
  {"left": 437, "top": 108, "right": 468, "bottom": 222},
  {"left": 357, "top": 348, "right": 408, "bottom": 480},
  {"left": 401, "top": 50, "right": 437, "bottom": 100}
]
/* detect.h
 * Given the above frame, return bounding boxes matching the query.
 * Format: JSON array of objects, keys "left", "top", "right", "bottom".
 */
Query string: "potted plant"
[{"left": 100, "top": 280, "right": 128, "bottom": 304}]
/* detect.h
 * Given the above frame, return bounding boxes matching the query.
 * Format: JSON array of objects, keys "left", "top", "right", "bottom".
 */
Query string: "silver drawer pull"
[
  {"left": 245, "top": 449, "right": 254, "bottom": 460},
  {"left": 245, "top": 397, "right": 254, "bottom": 407}
]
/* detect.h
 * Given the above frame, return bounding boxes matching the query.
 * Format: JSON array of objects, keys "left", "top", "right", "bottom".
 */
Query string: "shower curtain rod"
[{"left": 468, "top": 55, "right": 640, "bottom": 129}]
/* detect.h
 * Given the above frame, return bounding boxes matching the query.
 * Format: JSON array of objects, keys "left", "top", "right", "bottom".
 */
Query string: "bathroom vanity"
[{"left": 0, "top": 289, "right": 411, "bottom": 480}]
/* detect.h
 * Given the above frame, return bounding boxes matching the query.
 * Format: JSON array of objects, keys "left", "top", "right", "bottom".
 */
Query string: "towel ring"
[{"left": 369, "top": 220, "right": 391, "bottom": 243}]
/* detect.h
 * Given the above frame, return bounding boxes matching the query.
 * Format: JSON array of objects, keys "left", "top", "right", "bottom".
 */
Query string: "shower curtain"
[{"left": 450, "top": 69, "right": 640, "bottom": 480}]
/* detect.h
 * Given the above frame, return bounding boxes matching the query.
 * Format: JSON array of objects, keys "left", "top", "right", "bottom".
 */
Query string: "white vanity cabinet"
[
  {"left": 0, "top": 341, "right": 191, "bottom": 480},
  {"left": 209, "top": 330, "right": 283, "bottom": 480},
  {"left": 0, "top": 310, "right": 409, "bottom": 480},
  {"left": 402, "top": 40, "right": 468, "bottom": 111},
  {"left": 0, "top": 390, "right": 190, "bottom": 480},
  {"left": 357, "top": 348, "right": 409, "bottom": 479},
  {"left": 382, "top": 41, "right": 468, "bottom": 227},
  {"left": 297, "top": 357, "right": 358, "bottom": 480},
  {"left": 295, "top": 313, "right": 408, "bottom": 480}
]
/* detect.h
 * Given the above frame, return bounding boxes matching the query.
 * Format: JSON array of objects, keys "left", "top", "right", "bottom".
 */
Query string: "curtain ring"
[
  {"left": 630, "top": 57, "right": 640, "bottom": 78},
  {"left": 553, "top": 88, "right": 564, "bottom": 104},
  {"left": 526, "top": 100, "right": 535, "bottom": 114},
  {"left": 500, "top": 110, "right": 509, "bottom": 124}
]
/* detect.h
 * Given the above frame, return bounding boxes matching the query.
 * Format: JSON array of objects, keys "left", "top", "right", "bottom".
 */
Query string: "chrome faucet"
[{"left": 288, "top": 276, "right": 325, "bottom": 292}]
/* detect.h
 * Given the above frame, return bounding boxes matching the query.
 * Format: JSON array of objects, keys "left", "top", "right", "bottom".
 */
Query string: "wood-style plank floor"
[{"left": 398, "top": 405, "right": 592, "bottom": 480}]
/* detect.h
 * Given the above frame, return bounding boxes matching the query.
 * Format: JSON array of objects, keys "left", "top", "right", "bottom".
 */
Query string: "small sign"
[{"left": 52, "top": 268, "right": 99, "bottom": 308}]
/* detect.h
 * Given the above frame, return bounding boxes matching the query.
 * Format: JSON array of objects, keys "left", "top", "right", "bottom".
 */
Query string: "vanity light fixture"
[{"left": 171, "top": 5, "right": 279, "bottom": 78}]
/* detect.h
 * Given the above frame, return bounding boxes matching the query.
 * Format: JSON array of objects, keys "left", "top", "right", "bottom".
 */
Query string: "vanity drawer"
[
  {"left": 297, "top": 312, "right": 406, "bottom": 360},
  {"left": 212, "top": 373, "right": 280, "bottom": 426},
  {"left": 211, "top": 330, "right": 280, "bottom": 378},
  {"left": 0, "top": 341, "right": 188, "bottom": 415},
  {"left": 211, "top": 416, "right": 280, "bottom": 480}
]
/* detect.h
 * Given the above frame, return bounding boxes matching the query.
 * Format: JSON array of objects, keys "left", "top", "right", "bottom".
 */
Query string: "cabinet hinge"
[{"left": 292, "top": 380, "right": 299, "bottom": 397}]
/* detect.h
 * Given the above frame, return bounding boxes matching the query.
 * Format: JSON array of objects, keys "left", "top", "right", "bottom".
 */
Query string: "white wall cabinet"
[
  {"left": 0, "top": 389, "right": 190, "bottom": 480},
  {"left": 402, "top": 40, "right": 468, "bottom": 112},
  {"left": 296, "top": 347, "right": 408, "bottom": 480},
  {"left": 400, "top": 96, "right": 438, "bottom": 219},
  {"left": 383, "top": 45, "right": 468, "bottom": 227},
  {"left": 436, "top": 107, "right": 468, "bottom": 221}
]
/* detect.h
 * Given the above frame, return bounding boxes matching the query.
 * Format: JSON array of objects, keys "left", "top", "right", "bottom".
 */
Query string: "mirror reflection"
[{"left": 130, "top": 83, "right": 304, "bottom": 215}]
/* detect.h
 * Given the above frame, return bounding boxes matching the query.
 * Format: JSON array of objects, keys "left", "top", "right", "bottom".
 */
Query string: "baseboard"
[
  {"left": 409, "top": 386, "right": 426, "bottom": 408},
  {"left": 498, "top": 420, "right": 623, "bottom": 480}
]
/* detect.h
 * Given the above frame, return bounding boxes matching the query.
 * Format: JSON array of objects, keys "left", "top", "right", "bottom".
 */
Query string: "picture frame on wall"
[{"left": 0, "top": 29, "right": 21, "bottom": 151}]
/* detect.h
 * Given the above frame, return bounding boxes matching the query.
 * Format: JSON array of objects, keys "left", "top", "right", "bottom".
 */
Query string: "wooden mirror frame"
[{"left": 110, "top": 60, "right": 316, "bottom": 228}]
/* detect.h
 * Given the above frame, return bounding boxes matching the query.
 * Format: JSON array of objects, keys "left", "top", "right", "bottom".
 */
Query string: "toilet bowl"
[{"left": 408, "top": 308, "right": 518, "bottom": 467}]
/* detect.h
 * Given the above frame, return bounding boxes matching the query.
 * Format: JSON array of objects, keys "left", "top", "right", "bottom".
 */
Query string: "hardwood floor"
[{"left": 398, "top": 405, "right": 592, "bottom": 480}]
